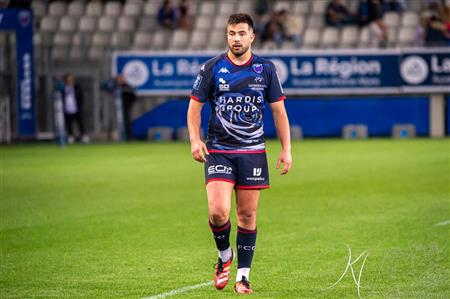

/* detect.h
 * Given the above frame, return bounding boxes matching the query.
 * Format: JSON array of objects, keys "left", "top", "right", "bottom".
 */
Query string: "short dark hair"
[{"left": 227, "top": 13, "right": 254, "bottom": 30}]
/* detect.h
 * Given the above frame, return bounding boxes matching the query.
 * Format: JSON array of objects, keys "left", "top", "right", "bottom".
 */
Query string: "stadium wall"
[{"left": 132, "top": 96, "right": 429, "bottom": 139}]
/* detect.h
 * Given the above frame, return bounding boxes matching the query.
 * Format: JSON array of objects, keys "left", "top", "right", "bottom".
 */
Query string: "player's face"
[{"left": 226, "top": 23, "right": 255, "bottom": 57}]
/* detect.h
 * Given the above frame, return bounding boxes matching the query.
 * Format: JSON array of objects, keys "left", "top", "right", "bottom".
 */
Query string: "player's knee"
[
  {"left": 209, "top": 210, "right": 229, "bottom": 226},
  {"left": 237, "top": 210, "right": 256, "bottom": 227}
]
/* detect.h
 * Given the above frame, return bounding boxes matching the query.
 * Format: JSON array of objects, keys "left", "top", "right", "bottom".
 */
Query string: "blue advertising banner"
[
  {"left": 113, "top": 49, "right": 450, "bottom": 96},
  {"left": 0, "top": 9, "right": 36, "bottom": 137}
]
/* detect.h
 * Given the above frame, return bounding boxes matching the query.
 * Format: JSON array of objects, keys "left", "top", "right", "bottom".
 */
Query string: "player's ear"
[{"left": 250, "top": 32, "right": 255, "bottom": 43}]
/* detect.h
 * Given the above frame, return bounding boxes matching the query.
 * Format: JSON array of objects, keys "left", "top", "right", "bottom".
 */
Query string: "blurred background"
[{"left": 0, "top": 0, "right": 449, "bottom": 144}]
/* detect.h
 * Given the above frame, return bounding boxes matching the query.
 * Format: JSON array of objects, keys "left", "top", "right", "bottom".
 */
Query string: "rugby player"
[{"left": 187, "top": 13, "right": 292, "bottom": 294}]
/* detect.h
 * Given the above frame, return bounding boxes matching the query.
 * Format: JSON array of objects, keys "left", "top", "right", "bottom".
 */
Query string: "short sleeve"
[
  {"left": 190, "top": 63, "right": 214, "bottom": 103},
  {"left": 266, "top": 62, "right": 286, "bottom": 103}
]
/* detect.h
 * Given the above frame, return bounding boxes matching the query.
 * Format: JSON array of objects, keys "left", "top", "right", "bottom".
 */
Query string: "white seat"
[
  {"left": 40, "top": 16, "right": 59, "bottom": 33},
  {"left": 312, "top": 1, "right": 327, "bottom": 14},
  {"left": 170, "top": 30, "right": 190, "bottom": 50},
  {"left": 60, "top": 16, "right": 78, "bottom": 33},
  {"left": 68, "top": 47, "right": 85, "bottom": 61},
  {"left": 133, "top": 32, "right": 153, "bottom": 49},
  {"left": 189, "top": 30, "right": 208, "bottom": 50},
  {"left": 214, "top": 15, "right": 228, "bottom": 29},
  {"left": 273, "top": 1, "right": 291, "bottom": 11},
  {"left": 67, "top": 2, "right": 85, "bottom": 16},
  {"left": 98, "top": 16, "right": 116, "bottom": 32},
  {"left": 86, "top": 2, "right": 103, "bottom": 16},
  {"left": 87, "top": 47, "right": 105, "bottom": 61},
  {"left": 144, "top": 1, "right": 161, "bottom": 16},
  {"left": 237, "top": 0, "right": 254, "bottom": 14},
  {"left": 358, "top": 26, "right": 369, "bottom": 48},
  {"left": 200, "top": 1, "right": 216, "bottom": 15},
  {"left": 152, "top": 31, "right": 169, "bottom": 50},
  {"left": 307, "top": 15, "right": 324, "bottom": 28},
  {"left": 48, "top": 1, "right": 66, "bottom": 16},
  {"left": 195, "top": 16, "right": 211, "bottom": 30},
  {"left": 383, "top": 12, "right": 400, "bottom": 27},
  {"left": 51, "top": 47, "right": 68, "bottom": 61},
  {"left": 401, "top": 11, "right": 419, "bottom": 27},
  {"left": 302, "top": 28, "right": 321, "bottom": 48},
  {"left": 397, "top": 27, "right": 416, "bottom": 47},
  {"left": 218, "top": 2, "right": 235, "bottom": 15},
  {"left": 124, "top": 2, "right": 142, "bottom": 17},
  {"left": 339, "top": 26, "right": 359, "bottom": 48},
  {"left": 207, "top": 29, "right": 226, "bottom": 50},
  {"left": 111, "top": 32, "right": 131, "bottom": 49},
  {"left": 31, "top": 0, "right": 47, "bottom": 20},
  {"left": 53, "top": 33, "right": 71, "bottom": 46},
  {"left": 321, "top": 27, "right": 339, "bottom": 48},
  {"left": 387, "top": 27, "right": 398, "bottom": 46},
  {"left": 71, "top": 33, "right": 83, "bottom": 47},
  {"left": 79, "top": 16, "right": 97, "bottom": 33},
  {"left": 293, "top": 1, "right": 309, "bottom": 14},
  {"left": 105, "top": 2, "right": 122, "bottom": 16},
  {"left": 138, "top": 17, "right": 157, "bottom": 31},
  {"left": 118, "top": 17, "right": 136, "bottom": 33},
  {"left": 92, "top": 33, "right": 110, "bottom": 47}
]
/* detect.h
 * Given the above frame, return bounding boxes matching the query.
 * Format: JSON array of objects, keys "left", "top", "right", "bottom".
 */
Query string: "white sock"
[
  {"left": 219, "top": 247, "right": 232, "bottom": 262},
  {"left": 236, "top": 268, "right": 250, "bottom": 282}
]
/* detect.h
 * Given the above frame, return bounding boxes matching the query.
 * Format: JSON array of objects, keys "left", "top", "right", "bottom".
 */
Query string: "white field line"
[
  {"left": 433, "top": 220, "right": 450, "bottom": 227},
  {"left": 143, "top": 280, "right": 213, "bottom": 299}
]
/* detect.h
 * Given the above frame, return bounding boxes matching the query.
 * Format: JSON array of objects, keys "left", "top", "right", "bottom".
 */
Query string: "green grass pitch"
[{"left": 1, "top": 139, "right": 448, "bottom": 298}]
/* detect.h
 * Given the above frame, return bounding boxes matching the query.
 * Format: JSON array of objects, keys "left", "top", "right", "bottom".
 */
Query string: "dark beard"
[{"left": 229, "top": 45, "right": 249, "bottom": 57}]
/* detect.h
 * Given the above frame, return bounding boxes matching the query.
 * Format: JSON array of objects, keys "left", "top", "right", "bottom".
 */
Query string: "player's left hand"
[{"left": 276, "top": 149, "right": 292, "bottom": 175}]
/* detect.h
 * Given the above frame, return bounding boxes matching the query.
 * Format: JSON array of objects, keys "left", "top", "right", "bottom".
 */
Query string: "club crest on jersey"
[
  {"left": 219, "top": 67, "right": 230, "bottom": 73},
  {"left": 253, "top": 64, "right": 263, "bottom": 74},
  {"left": 219, "top": 78, "right": 230, "bottom": 91}
]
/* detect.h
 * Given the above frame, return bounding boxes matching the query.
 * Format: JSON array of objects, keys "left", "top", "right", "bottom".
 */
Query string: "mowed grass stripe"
[{"left": 1, "top": 139, "right": 448, "bottom": 298}]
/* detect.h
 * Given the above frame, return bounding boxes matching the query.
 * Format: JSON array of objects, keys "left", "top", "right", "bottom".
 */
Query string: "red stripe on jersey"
[
  {"left": 236, "top": 185, "right": 270, "bottom": 189},
  {"left": 190, "top": 95, "right": 203, "bottom": 102},
  {"left": 206, "top": 178, "right": 236, "bottom": 185},
  {"left": 225, "top": 53, "right": 254, "bottom": 67},
  {"left": 208, "top": 149, "right": 266, "bottom": 154},
  {"left": 276, "top": 95, "right": 286, "bottom": 102}
]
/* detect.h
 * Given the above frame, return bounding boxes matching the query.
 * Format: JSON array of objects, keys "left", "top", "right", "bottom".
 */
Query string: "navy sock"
[
  {"left": 209, "top": 219, "right": 231, "bottom": 251},
  {"left": 236, "top": 226, "right": 257, "bottom": 269}
]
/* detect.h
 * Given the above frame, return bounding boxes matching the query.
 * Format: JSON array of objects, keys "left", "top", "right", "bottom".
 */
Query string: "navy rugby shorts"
[{"left": 204, "top": 151, "right": 270, "bottom": 189}]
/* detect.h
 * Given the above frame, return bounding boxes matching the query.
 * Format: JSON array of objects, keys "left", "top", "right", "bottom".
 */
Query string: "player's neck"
[{"left": 227, "top": 50, "right": 252, "bottom": 66}]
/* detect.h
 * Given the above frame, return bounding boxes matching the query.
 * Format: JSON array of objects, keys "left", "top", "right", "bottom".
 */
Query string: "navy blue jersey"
[{"left": 191, "top": 53, "right": 285, "bottom": 151}]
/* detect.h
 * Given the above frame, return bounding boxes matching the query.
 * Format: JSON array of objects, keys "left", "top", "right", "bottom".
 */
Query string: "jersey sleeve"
[
  {"left": 190, "top": 62, "right": 215, "bottom": 103},
  {"left": 266, "top": 61, "right": 286, "bottom": 103}
]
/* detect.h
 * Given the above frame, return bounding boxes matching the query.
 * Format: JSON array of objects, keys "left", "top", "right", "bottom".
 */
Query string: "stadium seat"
[
  {"left": 53, "top": 33, "right": 71, "bottom": 47},
  {"left": 48, "top": 1, "right": 67, "bottom": 16},
  {"left": 218, "top": 1, "right": 236, "bottom": 15},
  {"left": 51, "top": 47, "right": 68, "bottom": 62},
  {"left": 200, "top": 1, "right": 216, "bottom": 16},
  {"left": 237, "top": 0, "right": 254, "bottom": 14},
  {"left": 111, "top": 32, "right": 131, "bottom": 49},
  {"left": 98, "top": 16, "right": 116, "bottom": 32},
  {"left": 387, "top": 27, "right": 398, "bottom": 47},
  {"left": 188, "top": 30, "right": 208, "bottom": 50},
  {"left": 302, "top": 28, "right": 321, "bottom": 48},
  {"left": 208, "top": 29, "right": 227, "bottom": 50},
  {"left": 138, "top": 17, "right": 157, "bottom": 31},
  {"left": 170, "top": 30, "right": 190, "bottom": 50},
  {"left": 92, "top": 33, "right": 110, "bottom": 47},
  {"left": 40, "top": 16, "right": 59, "bottom": 33},
  {"left": 262, "top": 41, "right": 278, "bottom": 50},
  {"left": 401, "top": 11, "right": 419, "bottom": 27},
  {"left": 273, "top": 1, "right": 291, "bottom": 11},
  {"left": 339, "top": 26, "right": 359, "bottom": 48},
  {"left": 144, "top": 1, "right": 161, "bottom": 16},
  {"left": 86, "top": 2, "right": 103, "bottom": 16},
  {"left": 321, "top": 27, "right": 339, "bottom": 48},
  {"left": 214, "top": 15, "right": 229, "bottom": 29},
  {"left": 383, "top": 12, "right": 400, "bottom": 28},
  {"left": 358, "top": 26, "right": 369, "bottom": 48},
  {"left": 392, "top": 124, "right": 416, "bottom": 138},
  {"left": 71, "top": 33, "right": 83, "bottom": 47},
  {"left": 79, "top": 16, "right": 97, "bottom": 33},
  {"left": 118, "top": 17, "right": 136, "bottom": 33},
  {"left": 152, "top": 31, "right": 169, "bottom": 50},
  {"left": 397, "top": 27, "right": 416, "bottom": 47},
  {"left": 123, "top": 2, "right": 142, "bottom": 17},
  {"left": 293, "top": 1, "right": 309, "bottom": 14},
  {"left": 133, "top": 32, "right": 153, "bottom": 50},
  {"left": 195, "top": 15, "right": 211, "bottom": 30},
  {"left": 105, "top": 2, "right": 122, "bottom": 17},
  {"left": 406, "top": 0, "right": 422, "bottom": 11},
  {"left": 312, "top": 0, "right": 327, "bottom": 14},
  {"left": 31, "top": 0, "right": 47, "bottom": 21},
  {"left": 87, "top": 46, "right": 105, "bottom": 61},
  {"left": 59, "top": 16, "right": 78, "bottom": 33},
  {"left": 68, "top": 47, "right": 85, "bottom": 61},
  {"left": 67, "top": 1, "right": 85, "bottom": 17},
  {"left": 307, "top": 15, "right": 324, "bottom": 29}
]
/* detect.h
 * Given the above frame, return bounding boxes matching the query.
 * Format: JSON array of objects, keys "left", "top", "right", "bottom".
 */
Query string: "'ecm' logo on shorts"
[{"left": 208, "top": 165, "right": 232, "bottom": 175}]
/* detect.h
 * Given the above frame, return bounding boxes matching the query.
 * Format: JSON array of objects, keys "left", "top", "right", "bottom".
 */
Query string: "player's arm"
[
  {"left": 270, "top": 101, "right": 292, "bottom": 175},
  {"left": 187, "top": 99, "right": 209, "bottom": 163}
]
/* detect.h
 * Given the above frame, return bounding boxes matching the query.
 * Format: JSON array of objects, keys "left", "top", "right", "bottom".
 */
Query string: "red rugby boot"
[{"left": 213, "top": 250, "right": 234, "bottom": 290}]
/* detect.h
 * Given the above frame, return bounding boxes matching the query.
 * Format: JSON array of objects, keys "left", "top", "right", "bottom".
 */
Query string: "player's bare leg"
[
  {"left": 234, "top": 189, "right": 260, "bottom": 294},
  {"left": 206, "top": 181, "right": 234, "bottom": 290}
]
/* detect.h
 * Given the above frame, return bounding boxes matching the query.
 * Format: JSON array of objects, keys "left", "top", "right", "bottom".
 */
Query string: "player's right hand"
[{"left": 190, "top": 139, "right": 209, "bottom": 163}]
